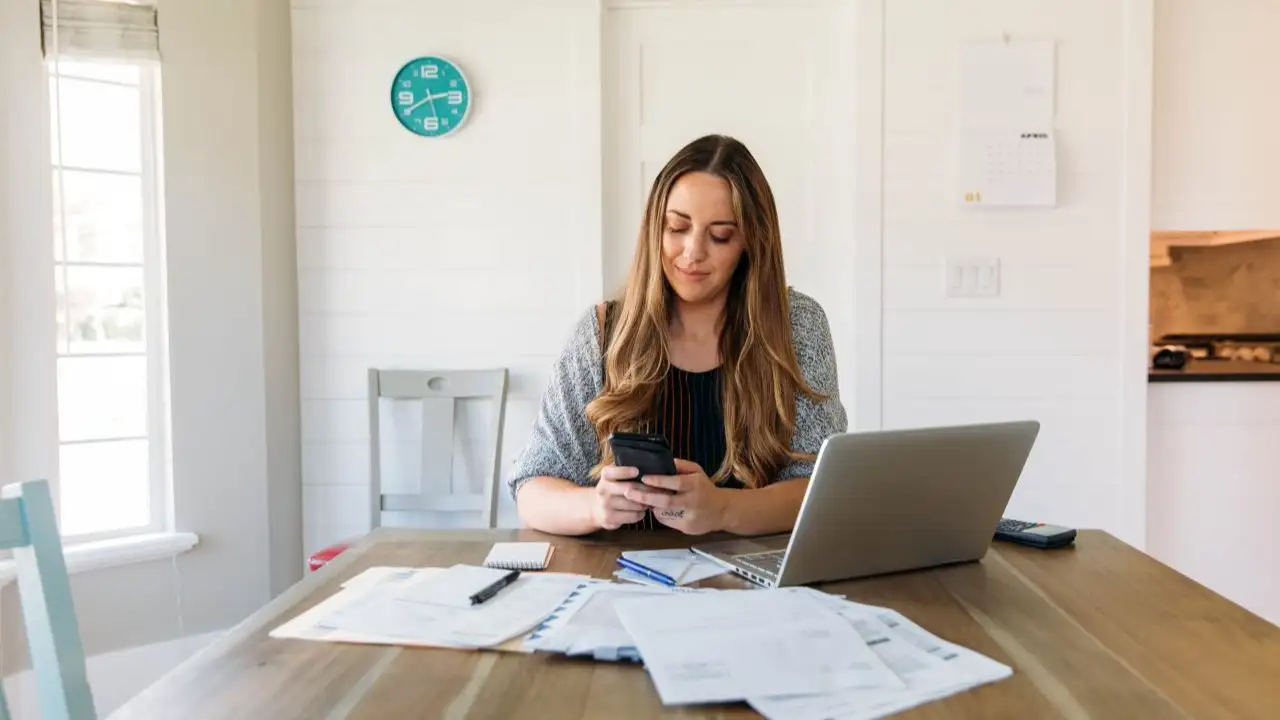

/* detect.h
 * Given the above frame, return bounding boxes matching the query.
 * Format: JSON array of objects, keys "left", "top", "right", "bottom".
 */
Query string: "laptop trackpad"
[{"left": 697, "top": 535, "right": 790, "bottom": 559}]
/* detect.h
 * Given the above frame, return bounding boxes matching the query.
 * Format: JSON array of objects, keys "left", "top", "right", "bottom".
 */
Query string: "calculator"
[{"left": 994, "top": 518, "right": 1077, "bottom": 549}]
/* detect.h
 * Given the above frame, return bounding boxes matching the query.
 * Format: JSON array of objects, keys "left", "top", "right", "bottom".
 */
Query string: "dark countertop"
[{"left": 1149, "top": 359, "right": 1280, "bottom": 382}]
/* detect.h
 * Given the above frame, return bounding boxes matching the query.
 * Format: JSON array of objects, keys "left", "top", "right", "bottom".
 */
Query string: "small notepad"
[{"left": 483, "top": 542, "right": 554, "bottom": 570}]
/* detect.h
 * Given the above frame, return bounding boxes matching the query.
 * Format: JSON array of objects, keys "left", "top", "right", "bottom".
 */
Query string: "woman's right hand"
[{"left": 590, "top": 465, "right": 648, "bottom": 530}]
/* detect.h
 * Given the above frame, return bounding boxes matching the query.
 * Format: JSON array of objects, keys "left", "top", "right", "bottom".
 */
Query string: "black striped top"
[
  {"left": 623, "top": 366, "right": 747, "bottom": 530},
  {"left": 603, "top": 304, "right": 746, "bottom": 531}
]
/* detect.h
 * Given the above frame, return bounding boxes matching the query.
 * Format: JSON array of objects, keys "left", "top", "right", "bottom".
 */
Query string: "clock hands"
[
  {"left": 403, "top": 96, "right": 431, "bottom": 114},
  {"left": 402, "top": 92, "right": 450, "bottom": 115},
  {"left": 424, "top": 88, "right": 440, "bottom": 119}
]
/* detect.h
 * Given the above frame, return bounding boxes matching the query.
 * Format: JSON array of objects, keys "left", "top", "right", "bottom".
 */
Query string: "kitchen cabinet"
[
  {"left": 1150, "top": 230, "right": 1280, "bottom": 267},
  {"left": 1147, "top": 380, "right": 1280, "bottom": 625},
  {"left": 1153, "top": 0, "right": 1280, "bottom": 231}
]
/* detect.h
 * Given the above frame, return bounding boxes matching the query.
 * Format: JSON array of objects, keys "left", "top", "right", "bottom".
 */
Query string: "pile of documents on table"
[
  {"left": 527, "top": 583, "right": 1013, "bottom": 719},
  {"left": 270, "top": 565, "right": 589, "bottom": 650},
  {"left": 271, "top": 565, "right": 1012, "bottom": 719}
]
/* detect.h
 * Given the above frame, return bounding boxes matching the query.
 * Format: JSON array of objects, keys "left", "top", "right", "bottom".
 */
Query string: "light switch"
[{"left": 945, "top": 257, "right": 1000, "bottom": 298}]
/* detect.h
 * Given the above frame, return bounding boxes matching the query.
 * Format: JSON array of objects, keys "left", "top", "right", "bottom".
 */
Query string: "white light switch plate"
[{"left": 945, "top": 257, "right": 1000, "bottom": 298}]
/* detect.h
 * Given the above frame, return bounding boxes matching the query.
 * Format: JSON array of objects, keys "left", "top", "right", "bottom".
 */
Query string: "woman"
[{"left": 508, "top": 134, "right": 847, "bottom": 536}]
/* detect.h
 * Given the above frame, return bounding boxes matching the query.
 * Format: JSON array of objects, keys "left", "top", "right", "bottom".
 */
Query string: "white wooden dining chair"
[
  {"left": 0, "top": 479, "right": 96, "bottom": 720},
  {"left": 368, "top": 368, "right": 509, "bottom": 530}
]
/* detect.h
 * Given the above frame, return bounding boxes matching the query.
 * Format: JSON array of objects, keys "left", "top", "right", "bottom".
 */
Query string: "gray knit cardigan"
[{"left": 506, "top": 288, "right": 848, "bottom": 499}]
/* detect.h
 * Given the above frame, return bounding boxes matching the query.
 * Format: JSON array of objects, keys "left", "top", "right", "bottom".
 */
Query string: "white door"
[{"left": 602, "top": 0, "right": 857, "bottom": 403}]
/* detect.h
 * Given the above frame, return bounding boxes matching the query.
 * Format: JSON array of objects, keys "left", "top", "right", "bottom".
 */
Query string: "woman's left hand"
[{"left": 624, "top": 458, "right": 729, "bottom": 535}]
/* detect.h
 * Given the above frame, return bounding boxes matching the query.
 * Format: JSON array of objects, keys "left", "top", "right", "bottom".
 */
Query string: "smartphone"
[{"left": 607, "top": 431, "right": 678, "bottom": 479}]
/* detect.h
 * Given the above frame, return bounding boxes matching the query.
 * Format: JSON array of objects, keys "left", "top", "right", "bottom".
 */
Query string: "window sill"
[{"left": 0, "top": 531, "right": 199, "bottom": 588}]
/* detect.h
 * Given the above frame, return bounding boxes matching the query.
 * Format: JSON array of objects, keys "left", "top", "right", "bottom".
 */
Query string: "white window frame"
[{"left": 47, "top": 56, "right": 171, "bottom": 544}]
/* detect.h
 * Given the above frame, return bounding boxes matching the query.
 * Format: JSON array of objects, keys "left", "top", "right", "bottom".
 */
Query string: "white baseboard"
[{"left": 3, "top": 630, "right": 224, "bottom": 718}]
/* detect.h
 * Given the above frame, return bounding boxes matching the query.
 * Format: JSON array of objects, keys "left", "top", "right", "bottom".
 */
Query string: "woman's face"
[{"left": 660, "top": 172, "right": 745, "bottom": 306}]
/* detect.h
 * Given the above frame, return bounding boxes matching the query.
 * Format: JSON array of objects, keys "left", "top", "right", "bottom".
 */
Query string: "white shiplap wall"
[
  {"left": 880, "top": 0, "right": 1148, "bottom": 537},
  {"left": 293, "top": 0, "right": 1154, "bottom": 552},
  {"left": 292, "top": 0, "right": 603, "bottom": 551}
]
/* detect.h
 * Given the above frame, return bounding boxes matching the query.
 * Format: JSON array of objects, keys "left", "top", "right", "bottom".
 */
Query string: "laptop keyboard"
[{"left": 736, "top": 550, "right": 785, "bottom": 578}]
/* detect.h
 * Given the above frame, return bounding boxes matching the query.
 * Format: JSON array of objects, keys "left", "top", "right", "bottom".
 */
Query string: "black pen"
[{"left": 469, "top": 569, "right": 521, "bottom": 605}]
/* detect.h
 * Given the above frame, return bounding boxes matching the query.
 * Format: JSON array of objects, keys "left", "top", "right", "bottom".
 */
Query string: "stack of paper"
[
  {"left": 612, "top": 589, "right": 906, "bottom": 706},
  {"left": 551, "top": 585, "right": 1011, "bottom": 716},
  {"left": 747, "top": 589, "right": 1013, "bottom": 719},
  {"left": 270, "top": 565, "right": 586, "bottom": 651},
  {"left": 524, "top": 581, "right": 700, "bottom": 662},
  {"left": 276, "top": 565, "right": 1012, "bottom": 717}
]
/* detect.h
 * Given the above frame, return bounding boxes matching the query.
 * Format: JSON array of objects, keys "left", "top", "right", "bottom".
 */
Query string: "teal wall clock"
[{"left": 390, "top": 56, "right": 472, "bottom": 137}]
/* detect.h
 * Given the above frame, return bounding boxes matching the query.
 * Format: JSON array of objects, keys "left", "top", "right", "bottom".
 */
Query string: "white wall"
[
  {"left": 294, "top": 0, "right": 1153, "bottom": 548},
  {"left": 0, "top": 0, "right": 21, "bottom": 494},
  {"left": 292, "top": 0, "right": 868, "bottom": 550},
  {"left": 161, "top": 0, "right": 302, "bottom": 626},
  {"left": 0, "top": 0, "right": 298, "bottom": 679},
  {"left": 878, "top": 0, "right": 1150, "bottom": 540},
  {"left": 292, "top": 0, "right": 605, "bottom": 551},
  {"left": 1, "top": 0, "right": 61, "bottom": 526},
  {"left": 1153, "top": 0, "right": 1280, "bottom": 231},
  {"left": 256, "top": 0, "right": 305, "bottom": 599}
]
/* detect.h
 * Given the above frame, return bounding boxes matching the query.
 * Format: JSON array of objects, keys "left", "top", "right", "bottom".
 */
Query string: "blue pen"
[{"left": 616, "top": 557, "right": 677, "bottom": 586}]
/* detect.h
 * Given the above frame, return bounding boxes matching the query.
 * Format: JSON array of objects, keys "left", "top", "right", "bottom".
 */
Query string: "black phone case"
[{"left": 608, "top": 432, "right": 678, "bottom": 477}]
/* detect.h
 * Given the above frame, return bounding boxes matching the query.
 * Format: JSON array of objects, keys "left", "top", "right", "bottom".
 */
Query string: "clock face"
[{"left": 390, "top": 56, "right": 472, "bottom": 137}]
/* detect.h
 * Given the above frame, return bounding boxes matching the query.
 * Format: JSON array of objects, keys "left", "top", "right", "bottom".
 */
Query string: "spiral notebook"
[{"left": 483, "top": 542, "right": 555, "bottom": 570}]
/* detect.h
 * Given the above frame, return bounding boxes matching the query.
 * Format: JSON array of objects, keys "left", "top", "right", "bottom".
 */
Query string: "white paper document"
[
  {"left": 314, "top": 572, "right": 582, "bottom": 649},
  {"left": 613, "top": 589, "right": 904, "bottom": 706},
  {"left": 391, "top": 564, "right": 518, "bottom": 608},
  {"left": 748, "top": 593, "right": 1013, "bottom": 720},
  {"left": 525, "top": 581, "right": 683, "bottom": 662},
  {"left": 339, "top": 566, "right": 429, "bottom": 592}
]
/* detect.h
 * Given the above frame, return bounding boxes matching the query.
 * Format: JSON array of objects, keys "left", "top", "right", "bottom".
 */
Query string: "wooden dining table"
[{"left": 112, "top": 528, "right": 1280, "bottom": 719}]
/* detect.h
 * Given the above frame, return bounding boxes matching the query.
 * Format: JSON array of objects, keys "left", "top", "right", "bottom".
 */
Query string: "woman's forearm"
[
  {"left": 514, "top": 477, "right": 601, "bottom": 536},
  {"left": 718, "top": 478, "right": 810, "bottom": 536}
]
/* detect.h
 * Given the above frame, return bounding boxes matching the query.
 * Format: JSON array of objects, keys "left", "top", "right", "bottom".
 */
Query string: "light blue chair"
[{"left": 0, "top": 480, "right": 96, "bottom": 719}]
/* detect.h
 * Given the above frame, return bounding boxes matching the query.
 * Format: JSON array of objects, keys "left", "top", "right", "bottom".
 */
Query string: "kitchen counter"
[{"left": 1148, "top": 359, "right": 1280, "bottom": 382}]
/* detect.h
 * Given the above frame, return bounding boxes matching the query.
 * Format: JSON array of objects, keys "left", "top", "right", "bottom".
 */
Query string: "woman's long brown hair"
[{"left": 585, "top": 135, "right": 823, "bottom": 488}]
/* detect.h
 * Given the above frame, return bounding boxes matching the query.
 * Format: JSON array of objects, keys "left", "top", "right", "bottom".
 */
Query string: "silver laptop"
[{"left": 691, "top": 420, "right": 1040, "bottom": 588}]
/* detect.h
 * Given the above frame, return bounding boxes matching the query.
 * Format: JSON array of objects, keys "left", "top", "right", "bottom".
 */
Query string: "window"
[{"left": 47, "top": 55, "right": 167, "bottom": 541}]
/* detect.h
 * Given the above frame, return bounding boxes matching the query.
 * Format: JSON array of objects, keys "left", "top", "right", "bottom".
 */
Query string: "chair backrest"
[
  {"left": 0, "top": 480, "right": 96, "bottom": 720},
  {"left": 368, "top": 368, "right": 509, "bottom": 530}
]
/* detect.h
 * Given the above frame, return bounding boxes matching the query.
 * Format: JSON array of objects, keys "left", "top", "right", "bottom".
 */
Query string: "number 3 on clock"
[{"left": 390, "top": 55, "right": 472, "bottom": 137}]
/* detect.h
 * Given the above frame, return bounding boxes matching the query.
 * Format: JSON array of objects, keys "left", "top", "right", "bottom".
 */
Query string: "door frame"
[
  {"left": 851, "top": 0, "right": 883, "bottom": 432},
  {"left": 600, "top": 0, "right": 877, "bottom": 431},
  {"left": 1119, "top": 0, "right": 1154, "bottom": 549}
]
